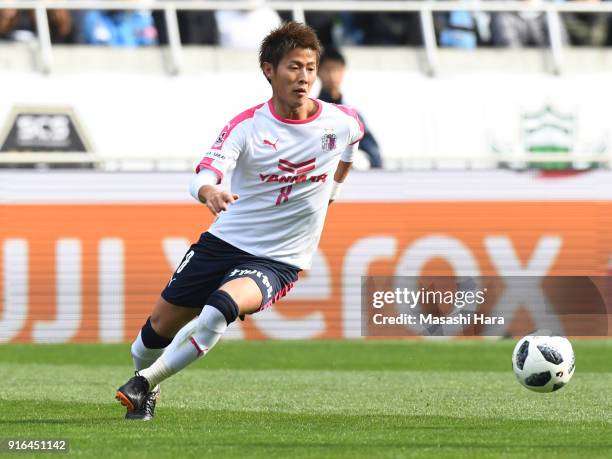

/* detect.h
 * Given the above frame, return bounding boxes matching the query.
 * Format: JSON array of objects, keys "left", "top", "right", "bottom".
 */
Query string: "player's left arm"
[
  {"left": 329, "top": 105, "right": 364, "bottom": 205},
  {"left": 329, "top": 160, "right": 351, "bottom": 205}
]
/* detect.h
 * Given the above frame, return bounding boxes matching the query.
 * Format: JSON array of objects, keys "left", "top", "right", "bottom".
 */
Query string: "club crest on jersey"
[
  {"left": 321, "top": 129, "right": 337, "bottom": 152},
  {"left": 213, "top": 130, "right": 227, "bottom": 147}
]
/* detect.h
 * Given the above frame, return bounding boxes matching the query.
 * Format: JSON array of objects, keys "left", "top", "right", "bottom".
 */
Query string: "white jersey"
[{"left": 195, "top": 99, "right": 364, "bottom": 269}]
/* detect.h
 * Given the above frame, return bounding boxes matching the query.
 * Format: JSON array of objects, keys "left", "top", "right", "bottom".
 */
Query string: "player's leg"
[
  {"left": 124, "top": 298, "right": 200, "bottom": 420},
  {"left": 118, "top": 235, "right": 225, "bottom": 418},
  {"left": 136, "top": 277, "right": 259, "bottom": 388},
  {"left": 130, "top": 296, "right": 200, "bottom": 372},
  {"left": 120, "top": 262, "right": 298, "bottom": 407}
]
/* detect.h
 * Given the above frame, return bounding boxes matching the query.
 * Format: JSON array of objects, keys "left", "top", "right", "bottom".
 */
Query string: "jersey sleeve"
[
  {"left": 195, "top": 119, "right": 247, "bottom": 184},
  {"left": 335, "top": 104, "right": 365, "bottom": 163}
]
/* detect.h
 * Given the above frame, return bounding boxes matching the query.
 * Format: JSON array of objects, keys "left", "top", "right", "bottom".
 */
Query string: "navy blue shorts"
[{"left": 161, "top": 232, "right": 300, "bottom": 310}]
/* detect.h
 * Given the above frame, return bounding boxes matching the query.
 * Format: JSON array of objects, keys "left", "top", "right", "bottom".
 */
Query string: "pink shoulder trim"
[
  {"left": 209, "top": 103, "right": 264, "bottom": 152},
  {"left": 196, "top": 103, "right": 264, "bottom": 175},
  {"left": 334, "top": 104, "right": 365, "bottom": 144}
]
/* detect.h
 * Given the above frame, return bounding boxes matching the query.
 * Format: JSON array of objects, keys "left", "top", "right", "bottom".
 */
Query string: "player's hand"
[{"left": 202, "top": 189, "right": 239, "bottom": 217}]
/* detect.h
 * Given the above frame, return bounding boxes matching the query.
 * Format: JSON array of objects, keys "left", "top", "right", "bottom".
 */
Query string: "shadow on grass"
[
  {"left": 2, "top": 399, "right": 611, "bottom": 455},
  {"left": 0, "top": 417, "right": 118, "bottom": 425},
  {"left": 201, "top": 442, "right": 612, "bottom": 451}
]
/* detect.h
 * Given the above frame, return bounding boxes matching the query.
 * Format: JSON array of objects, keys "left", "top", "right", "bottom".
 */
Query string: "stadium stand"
[{"left": 0, "top": 1, "right": 611, "bottom": 170}]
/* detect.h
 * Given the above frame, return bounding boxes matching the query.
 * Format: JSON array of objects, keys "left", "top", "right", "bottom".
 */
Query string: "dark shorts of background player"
[{"left": 161, "top": 232, "right": 301, "bottom": 312}]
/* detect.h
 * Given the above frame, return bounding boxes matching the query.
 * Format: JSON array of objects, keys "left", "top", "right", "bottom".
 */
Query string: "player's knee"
[
  {"left": 137, "top": 316, "right": 173, "bottom": 350},
  {"left": 150, "top": 297, "right": 202, "bottom": 337},
  {"left": 197, "top": 290, "right": 239, "bottom": 332},
  {"left": 148, "top": 312, "right": 174, "bottom": 338}
]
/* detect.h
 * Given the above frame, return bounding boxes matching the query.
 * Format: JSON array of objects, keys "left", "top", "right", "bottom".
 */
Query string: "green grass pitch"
[{"left": 1, "top": 340, "right": 611, "bottom": 458}]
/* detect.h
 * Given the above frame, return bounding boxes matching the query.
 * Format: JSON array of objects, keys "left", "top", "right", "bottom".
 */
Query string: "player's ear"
[{"left": 262, "top": 62, "right": 274, "bottom": 81}]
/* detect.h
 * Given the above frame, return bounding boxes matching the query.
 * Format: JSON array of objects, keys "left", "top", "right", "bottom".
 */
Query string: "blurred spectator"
[
  {"left": 153, "top": 1, "right": 218, "bottom": 45},
  {"left": 81, "top": 9, "right": 157, "bottom": 46},
  {"left": 0, "top": 9, "right": 35, "bottom": 42},
  {"left": 48, "top": 9, "right": 75, "bottom": 43},
  {"left": 215, "top": 1, "right": 281, "bottom": 49},
  {"left": 336, "top": 12, "right": 365, "bottom": 45},
  {"left": 436, "top": 10, "right": 493, "bottom": 48},
  {"left": 490, "top": 0, "right": 568, "bottom": 47},
  {"left": 0, "top": 8, "right": 75, "bottom": 43},
  {"left": 317, "top": 49, "right": 383, "bottom": 169},
  {"left": 276, "top": 0, "right": 358, "bottom": 47},
  {"left": 304, "top": 12, "right": 338, "bottom": 47},
  {"left": 437, "top": 11, "right": 479, "bottom": 48},
  {"left": 352, "top": 13, "right": 422, "bottom": 46},
  {"left": 563, "top": 0, "right": 609, "bottom": 46},
  {"left": 277, "top": 12, "right": 361, "bottom": 47}
]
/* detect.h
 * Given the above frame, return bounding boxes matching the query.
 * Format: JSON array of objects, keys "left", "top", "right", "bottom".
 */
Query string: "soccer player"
[{"left": 115, "top": 21, "right": 364, "bottom": 420}]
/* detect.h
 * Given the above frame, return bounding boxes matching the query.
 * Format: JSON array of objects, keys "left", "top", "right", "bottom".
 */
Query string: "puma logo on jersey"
[{"left": 263, "top": 138, "right": 279, "bottom": 151}]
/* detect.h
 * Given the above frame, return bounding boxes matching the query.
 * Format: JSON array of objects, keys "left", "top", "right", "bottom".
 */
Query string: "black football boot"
[
  {"left": 115, "top": 372, "right": 150, "bottom": 413},
  {"left": 125, "top": 386, "right": 160, "bottom": 421}
]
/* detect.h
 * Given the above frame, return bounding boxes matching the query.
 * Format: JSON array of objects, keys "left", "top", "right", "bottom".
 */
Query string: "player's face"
[
  {"left": 318, "top": 60, "right": 345, "bottom": 92},
  {"left": 265, "top": 48, "right": 318, "bottom": 108}
]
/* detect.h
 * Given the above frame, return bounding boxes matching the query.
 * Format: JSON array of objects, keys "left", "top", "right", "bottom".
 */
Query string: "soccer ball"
[{"left": 512, "top": 335, "right": 575, "bottom": 393}]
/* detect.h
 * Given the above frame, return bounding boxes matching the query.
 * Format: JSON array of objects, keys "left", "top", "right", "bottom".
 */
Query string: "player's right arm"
[
  {"left": 199, "top": 187, "right": 239, "bottom": 218},
  {"left": 190, "top": 174, "right": 239, "bottom": 217},
  {"left": 190, "top": 117, "right": 248, "bottom": 216}
]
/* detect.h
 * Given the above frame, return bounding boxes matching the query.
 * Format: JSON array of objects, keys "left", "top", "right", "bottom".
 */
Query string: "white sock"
[
  {"left": 131, "top": 331, "right": 164, "bottom": 371},
  {"left": 140, "top": 305, "right": 228, "bottom": 388}
]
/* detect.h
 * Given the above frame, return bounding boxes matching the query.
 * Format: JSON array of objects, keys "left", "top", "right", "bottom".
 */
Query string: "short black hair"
[
  {"left": 319, "top": 48, "right": 346, "bottom": 67},
  {"left": 259, "top": 21, "right": 321, "bottom": 80}
]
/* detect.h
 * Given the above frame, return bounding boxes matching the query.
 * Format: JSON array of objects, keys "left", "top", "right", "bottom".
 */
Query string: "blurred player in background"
[
  {"left": 115, "top": 21, "right": 364, "bottom": 420},
  {"left": 317, "top": 48, "right": 383, "bottom": 168}
]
